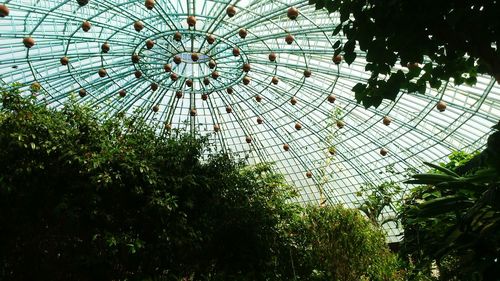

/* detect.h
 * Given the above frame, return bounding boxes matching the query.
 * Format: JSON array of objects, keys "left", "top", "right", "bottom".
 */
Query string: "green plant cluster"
[
  {"left": 0, "top": 87, "right": 289, "bottom": 280},
  {"left": 289, "top": 206, "right": 404, "bottom": 281},
  {"left": 358, "top": 181, "right": 402, "bottom": 228},
  {"left": 0, "top": 88, "right": 401, "bottom": 281},
  {"left": 400, "top": 125, "right": 500, "bottom": 280},
  {"left": 309, "top": 0, "right": 500, "bottom": 108}
]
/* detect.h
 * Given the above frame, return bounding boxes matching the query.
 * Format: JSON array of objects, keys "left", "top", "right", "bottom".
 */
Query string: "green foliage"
[
  {"left": 442, "top": 151, "right": 480, "bottom": 171},
  {"left": 358, "top": 181, "right": 402, "bottom": 227},
  {"left": 180, "top": 161, "right": 301, "bottom": 281},
  {"left": 400, "top": 127, "right": 500, "bottom": 280},
  {"left": 493, "top": 120, "right": 500, "bottom": 131},
  {"left": 289, "top": 205, "right": 404, "bottom": 281},
  {"left": 309, "top": 0, "right": 500, "bottom": 108},
  {"left": 0, "top": 87, "right": 298, "bottom": 280},
  {"left": 0, "top": 87, "right": 402, "bottom": 280}
]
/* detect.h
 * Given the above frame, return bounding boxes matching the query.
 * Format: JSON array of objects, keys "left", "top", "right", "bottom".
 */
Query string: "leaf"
[
  {"left": 423, "top": 162, "right": 460, "bottom": 177},
  {"left": 384, "top": 71, "right": 405, "bottom": 101},
  {"left": 478, "top": 217, "right": 500, "bottom": 236},
  {"left": 429, "top": 78, "right": 442, "bottom": 89},
  {"left": 332, "top": 40, "right": 341, "bottom": 49},
  {"left": 417, "top": 82, "right": 426, "bottom": 94},
  {"left": 463, "top": 168, "right": 497, "bottom": 183},
  {"left": 343, "top": 40, "right": 356, "bottom": 65},
  {"left": 343, "top": 39, "right": 355, "bottom": 53},
  {"left": 465, "top": 76, "right": 477, "bottom": 86},
  {"left": 344, "top": 51, "right": 357, "bottom": 65},
  {"left": 354, "top": 90, "right": 366, "bottom": 104},
  {"left": 492, "top": 120, "right": 500, "bottom": 130},
  {"left": 332, "top": 24, "right": 343, "bottom": 36},
  {"left": 412, "top": 173, "right": 459, "bottom": 181},
  {"left": 315, "top": 0, "right": 326, "bottom": 10},
  {"left": 329, "top": 0, "right": 342, "bottom": 13},
  {"left": 333, "top": 47, "right": 342, "bottom": 56},
  {"left": 369, "top": 95, "right": 383, "bottom": 108},
  {"left": 326, "top": 0, "right": 339, "bottom": 13},
  {"left": 414, "top": 196, "right": 474, "bottom": 217},
  {"left": 340, "top": 10, "right": 349, "bottom": 22},
  {"left": 352, "top": 83, "right": 367, "bottom": 102}
]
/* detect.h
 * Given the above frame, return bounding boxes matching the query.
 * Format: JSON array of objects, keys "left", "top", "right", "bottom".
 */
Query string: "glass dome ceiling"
[{"left": 1, "top": 0, "right": 499, "bottom": 239}]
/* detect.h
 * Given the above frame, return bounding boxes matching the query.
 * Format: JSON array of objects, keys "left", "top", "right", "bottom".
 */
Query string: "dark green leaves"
[
  {"left": 423, "top": 161, "right": 460, "bottom": 177},
  {"left": 309, "top": 0, "right": 342, "bottom": 13},
  {"left": 0, "top": 89, "right": 296, "bottom": 280},
  {"left": 0, "top": 89, "right": 404, "bottom": 281},
  {"left": 308, "top": 0, "right": 500, "bottom": 108},
  {"left": 400, "top": 141, "right": 500, "bottom": 280},
  {"left": 314, "top": 0, "right": 326, "bottom": 10},
  {"left": 344, "top": 51, "right": 357, "bottom": 65},
  {"left": 353, "top": 83, "right": 367, "bottom": 103},
  {"left": 326, "top": 0, "right": 341, "bottom": 13},
  {"left": 493, "top": 120, "right": 500, "bottom": 131},
  {"left": 411, "top": 195, "right": 474, "bottom": 218},
  {"left": 385, "top": 70, "right": 405, "bottom": 100},
  {"left": 332, "top": 39, "right": 341, "bottom": 49},
  {"left": 296, "top": 205, "right": 401, "bottom": 281},
  {"left": 332, "top": 24, "right": 342, "bottom": 36},
  {"left": 343, "top": 39, "right": 356, "bottom": 64}
]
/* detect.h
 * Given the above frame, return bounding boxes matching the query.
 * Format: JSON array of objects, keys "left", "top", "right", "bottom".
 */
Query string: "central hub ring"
[
  {"left": 134, "top": 30, "right": 248, "bottom": 93},
  {"left": 168, "top": 52, "right": 214, "bottom": 79}
]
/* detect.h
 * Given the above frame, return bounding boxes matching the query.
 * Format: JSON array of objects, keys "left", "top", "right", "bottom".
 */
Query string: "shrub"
[{"left": 289, "top": 205, "right": 403, "bottom": 281}]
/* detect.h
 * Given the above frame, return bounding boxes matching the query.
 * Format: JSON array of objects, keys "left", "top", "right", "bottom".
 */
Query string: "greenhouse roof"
[{"left": 1, "top": 0, "right": 499, "bottom": 240}]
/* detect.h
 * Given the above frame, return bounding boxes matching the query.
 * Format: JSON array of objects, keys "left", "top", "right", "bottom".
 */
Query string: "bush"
[{"left": 289, "top": 205, "right": 403, "bottom": 281}]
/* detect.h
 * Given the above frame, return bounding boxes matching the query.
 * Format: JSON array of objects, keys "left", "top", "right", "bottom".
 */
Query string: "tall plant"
[
  {"left": 400, "top": 122, "right": 500, "bottom": 280},
  {"left": 316, "top": 107, "right": 344, "bottom": 206}
]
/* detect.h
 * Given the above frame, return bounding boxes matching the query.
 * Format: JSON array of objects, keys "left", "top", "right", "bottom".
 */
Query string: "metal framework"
[{"left": 1, "top": 0, "right": 499, "bottom": 239}]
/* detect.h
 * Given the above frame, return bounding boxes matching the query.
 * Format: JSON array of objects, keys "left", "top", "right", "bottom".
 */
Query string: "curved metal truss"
[{"left": 1, "top": 0, "right": 499, "bottom": 239}]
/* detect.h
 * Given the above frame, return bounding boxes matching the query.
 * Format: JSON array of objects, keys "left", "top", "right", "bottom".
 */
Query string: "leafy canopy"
[
  {"left": 0, "top": 86, "right": 298, "bottom": 280},
  {"left": 0, "top": 86, "right": 402, "bottom": 281},
  {"left": 309, "top": 0, "right": 500, "bottom": 108}
]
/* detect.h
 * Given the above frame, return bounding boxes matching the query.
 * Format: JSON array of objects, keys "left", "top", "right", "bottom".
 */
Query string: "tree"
[
  {"left": 0, "top": 87, "right": 298, "bottom": 280},
  {"left": 309, "top": 0, "right": 500, "bottom": 108}
]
